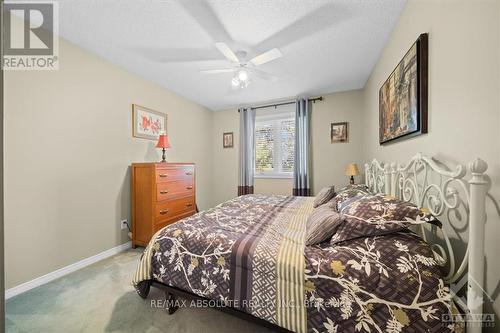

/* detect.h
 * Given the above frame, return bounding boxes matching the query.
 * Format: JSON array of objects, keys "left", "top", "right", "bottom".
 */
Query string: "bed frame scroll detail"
[{"left": 365, "top": 153, "right": 489, "bottom": 333}]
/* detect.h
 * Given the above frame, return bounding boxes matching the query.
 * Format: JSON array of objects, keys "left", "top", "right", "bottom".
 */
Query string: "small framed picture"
[
  {"left": 223, "top": 132, "right": 234, "bottom": 148},
  {"left": 330, "top": 122, "right": 348, "bottom": 143},
  {"left": 132, "top": 104, "right": 167, "bottom": 140}
]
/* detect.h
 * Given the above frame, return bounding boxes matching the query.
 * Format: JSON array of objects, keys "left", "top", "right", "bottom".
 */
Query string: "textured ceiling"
[{"left": 53, "top": 0, "right": 406, "bottom": 110}]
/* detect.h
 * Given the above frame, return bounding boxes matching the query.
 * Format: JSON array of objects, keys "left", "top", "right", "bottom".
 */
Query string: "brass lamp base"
[{"left": 349, "top": 176, "right": 355, "bottom": 185}]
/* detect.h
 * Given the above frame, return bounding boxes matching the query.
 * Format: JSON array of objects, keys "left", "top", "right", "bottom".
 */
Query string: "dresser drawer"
[
  {"left": 154, "top": 210, "right": 196, "bottom": 232},
  {"left": 157, "top": 181, "right": 194, "bottom": 201},
  {"left": 154, "top": 219, "right": 173, "bottom": 232},
  {"left": 155, "top": 196, "right": 195, "bottom": 222},
  {"left": 156, "top": 166, "right": 194, "bottom": 183}
]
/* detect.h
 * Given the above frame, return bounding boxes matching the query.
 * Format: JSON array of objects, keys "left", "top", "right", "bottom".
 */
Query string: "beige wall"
[
  {"left": 4, "top": 36, "right": 213, "bottom": 289},
  {"left": 254, "top": 178, "right": 293, "bottom": 196},
  {"left": 311, "top": 90, "right": 364, "bottom": 194},
  {"left": 361, "top": 0, "right": 500, "bottom": 327},
  {"left": 211, "top": 109, "right": 239, "bottom": 205},
  {"left": 211, "top": 90, "right": 365, "bottom": 205}
]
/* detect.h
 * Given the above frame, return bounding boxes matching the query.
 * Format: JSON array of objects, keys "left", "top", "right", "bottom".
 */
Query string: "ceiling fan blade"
[
  {"left": 247, "top": 68, "right": 279, "bottom": 81},
  {"left": 200, "top": 68, "right": 235, "bottom": 74},
  {"left": 214, "top": 42, "right": 239, "bottom": 63},
  {"left": 133, "top": 47, "right": 223, "bottom": 63},
  {"left": 180, "top": 2, "right": 233, "bottom": 45},
  {"left": 249, "top": 48, "right": 283, "bottom": 66}
]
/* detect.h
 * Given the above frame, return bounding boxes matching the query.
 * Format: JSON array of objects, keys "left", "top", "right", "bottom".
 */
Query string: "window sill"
[{"left": 254, "top": 174, "right": 293, "bottom": 179}]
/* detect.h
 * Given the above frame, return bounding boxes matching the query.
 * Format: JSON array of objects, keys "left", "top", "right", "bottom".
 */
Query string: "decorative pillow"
[
  {"left": 305, "top": 203, "right": 343, "bottom": 245},
  {"left": 313, "top": 186, "right": 336, "bottom": 208},
  {"left": 330, "top": 193, "right": 441, "bottom": 245},
  {"left": 329, "top": 184, "right": 372, "bottom": 212}
]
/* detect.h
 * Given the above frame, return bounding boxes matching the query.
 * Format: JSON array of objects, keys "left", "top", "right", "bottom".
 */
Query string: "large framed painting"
[
  {"left": 379, "top": 33, "right": 428, "bottom": 144},
  {"left": 132, "top": 104, "right": 167, "bottom": 140}
]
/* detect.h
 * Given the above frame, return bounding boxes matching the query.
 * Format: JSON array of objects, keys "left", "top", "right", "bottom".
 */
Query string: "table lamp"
[
  {"left": 345, "top": 163, "right": 360, "bottom": 185},
  {"left": 156, "top": 134, "right": 171, "bottom": 163}
]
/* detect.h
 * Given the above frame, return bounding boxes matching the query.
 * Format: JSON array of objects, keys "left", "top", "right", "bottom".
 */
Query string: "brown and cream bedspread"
[{"left": 133, "top": 194, "right": 458, "bottom": 333}]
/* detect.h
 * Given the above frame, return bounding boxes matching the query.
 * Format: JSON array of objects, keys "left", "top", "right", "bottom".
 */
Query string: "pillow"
[
  {"left": 329, "top": 184, "right": 372, "bottom": 212},
  {"left": 305, "top": 203, "right": 343, "bottom": 245},
  {"left": 313, "top": 186, "right": 336, "bottom": 208},
  {"left": 330, "top": 193, "right": 441, "bottom": 245}
]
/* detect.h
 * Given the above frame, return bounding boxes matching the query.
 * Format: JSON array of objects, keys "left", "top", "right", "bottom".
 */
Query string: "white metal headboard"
[{"left": 365, "top": 153, "right": 488, "bottom": 331}]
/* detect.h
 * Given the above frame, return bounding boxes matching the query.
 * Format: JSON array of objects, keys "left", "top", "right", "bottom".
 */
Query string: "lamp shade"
[
  {"left": 345, "top": 163, "right": 360, "bottom": 176},
  {"left": 156, "top": 134, "right": 171, "bottom": 148}
]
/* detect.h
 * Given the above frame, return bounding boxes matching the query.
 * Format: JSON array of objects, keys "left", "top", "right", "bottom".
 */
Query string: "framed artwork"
[
  {"left": 223, "top": 132, "right": 234, "bottom": 148},
  {"left": 330, "top": 122, "right": 348, "bottom": 143},
  {"left": 379, "top": 33, "right": 428, "bottom": 144},
  {"left": 132, "top": 104, "right": 167, "bottom": 140}
]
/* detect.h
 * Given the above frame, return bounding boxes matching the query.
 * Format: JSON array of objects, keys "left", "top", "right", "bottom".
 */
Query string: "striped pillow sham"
[
  {"left": 313, "top": 186, "right": 336, "bottom": 208},
  {"left": 305, "top": 202, "right": 343, "bottom": 245}
]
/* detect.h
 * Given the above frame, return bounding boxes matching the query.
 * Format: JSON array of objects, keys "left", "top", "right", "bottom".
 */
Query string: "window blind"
[{"left": 255, "top": 109, "right": 295, "bottom": 177}]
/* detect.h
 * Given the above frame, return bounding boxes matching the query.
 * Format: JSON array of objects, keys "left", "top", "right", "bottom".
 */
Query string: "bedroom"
[{"left": 1, "top": 0, "right": 500, "bottom": 332}]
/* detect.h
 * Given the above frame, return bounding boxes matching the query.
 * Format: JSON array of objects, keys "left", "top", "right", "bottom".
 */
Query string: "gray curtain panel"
[
  {"left": 238, "top": 107, "right": 256, "bottom": 196},
  {"left": 293, "top": 99, "right": 311, "bottom": 196}
]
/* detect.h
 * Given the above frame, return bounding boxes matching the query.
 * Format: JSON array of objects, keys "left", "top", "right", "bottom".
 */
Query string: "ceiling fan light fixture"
[
  {"left": 237, "top": 69, "right": 248, "bottom": 82},
  {"left": 202, "top": 42, "right": 282, "bottom": 90}
]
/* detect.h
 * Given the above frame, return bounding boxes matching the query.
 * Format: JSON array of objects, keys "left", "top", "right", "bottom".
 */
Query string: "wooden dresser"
[{"left": 131, "top": 162, "right": 196, "bottom": 247}]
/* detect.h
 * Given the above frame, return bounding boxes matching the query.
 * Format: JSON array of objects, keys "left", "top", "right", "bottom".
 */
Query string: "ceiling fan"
[{"left": 200, "top": 42, "right": 282, "bottom": 89}]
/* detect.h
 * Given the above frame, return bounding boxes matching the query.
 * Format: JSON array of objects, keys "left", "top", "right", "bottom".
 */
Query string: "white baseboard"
[{"left": 5, "top": 241, "right": 132, "bottom": 300}]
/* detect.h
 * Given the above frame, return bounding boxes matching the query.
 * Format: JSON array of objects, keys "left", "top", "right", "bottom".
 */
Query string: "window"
[{"left": 254, "top": 108, "right": 295, "bottom": 178}]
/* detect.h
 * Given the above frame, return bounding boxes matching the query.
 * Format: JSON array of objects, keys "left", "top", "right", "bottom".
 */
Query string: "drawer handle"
[
  {"left": 159, "top": 209, "right": 169, "bottom": 215},
  {"left": 186, "top": 186, "right": 193, "bottom": 190},
  {"left": 185, "top": 171, "right": 193, "bottom": 176},
  {"left": 160, "top": 190, "right": 169, "bottom": 194},
  {"left": 186, "top": 203, "right": 193, "bottom": 208},
  {"left": 159, "top": 174, "right": 168, "bottom": 178}
]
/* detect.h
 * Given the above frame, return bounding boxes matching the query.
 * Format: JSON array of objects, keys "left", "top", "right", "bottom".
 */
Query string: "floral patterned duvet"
[{"left": 133, "top": 194, "right": 458, "bottom": 333}]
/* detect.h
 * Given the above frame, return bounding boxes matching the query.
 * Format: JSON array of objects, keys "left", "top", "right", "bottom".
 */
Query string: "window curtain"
[
  {"left": 293, "top": 99, "right": 311, "bottom": 196},
  {"left": 238, "top": 107, "right": 256, "bottom": 196}
]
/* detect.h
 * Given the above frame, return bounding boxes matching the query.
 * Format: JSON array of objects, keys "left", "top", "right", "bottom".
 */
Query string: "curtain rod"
[{"left": 238, "top": 96, "right": 323, "bottom": 112}]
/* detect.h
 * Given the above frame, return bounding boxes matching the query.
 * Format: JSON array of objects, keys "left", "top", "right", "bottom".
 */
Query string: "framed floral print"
[{"left": 132, "top": 104, "right": 167, "bottom": 140}]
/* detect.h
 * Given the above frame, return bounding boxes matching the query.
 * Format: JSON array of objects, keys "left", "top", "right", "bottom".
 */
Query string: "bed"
[{"left": 133, "top": 153, "right": 489, "bottom": 333}]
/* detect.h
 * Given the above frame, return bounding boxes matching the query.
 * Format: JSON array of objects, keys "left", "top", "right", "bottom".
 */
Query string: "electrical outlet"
[{"left": 120, "top": 219, "right": 128, "bottom": 230}]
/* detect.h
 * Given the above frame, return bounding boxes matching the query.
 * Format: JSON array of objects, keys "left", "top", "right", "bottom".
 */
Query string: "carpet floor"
[{"left": 6, "top": 248, "right": 278, "bottom": 333}]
